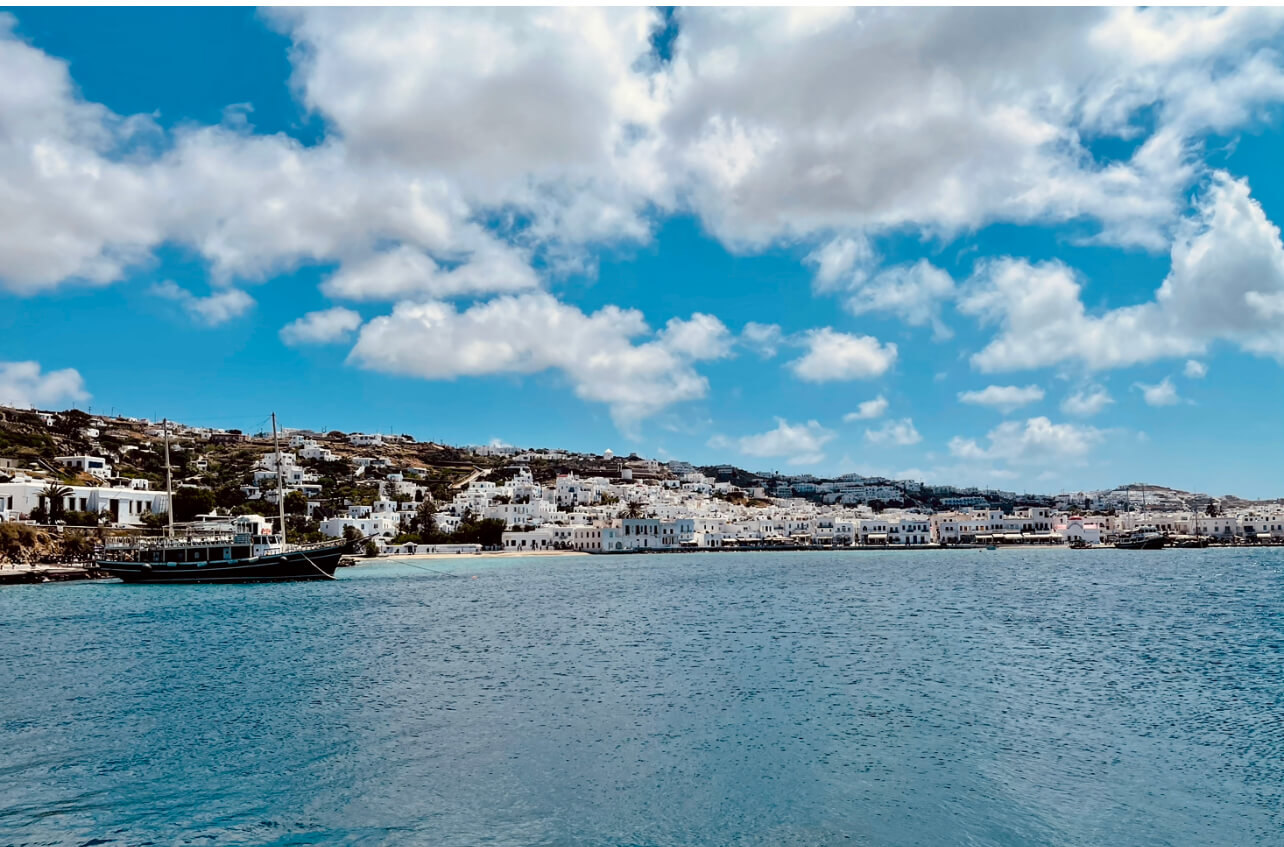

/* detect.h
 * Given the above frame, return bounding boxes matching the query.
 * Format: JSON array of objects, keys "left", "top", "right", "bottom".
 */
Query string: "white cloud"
[
  {"left": 1183, "top": 359, "right": 1207, "bottom": 378},
  {"left": 0, "top": 361, "right": 89, "bottom": 409},
  {"left": 864, "top": 418, "right": 921, "bottom": 446},
  {"left": 848, "top": 261, "right": 955, "bottom": 339},
  {"left": 668, "top": 7, "right": 1284, "bottom": 251},
  {"left": 319, "top": 244, "right": 539, "bottom": 302},
  {"left": 151, "top": 281, "right": 254, "bottom": 326},
  {"left": 740, "top": 321, "right": 783, "bottom": 358},
  {"left": 1061, "top": 385, "right": 1114, "bottom": 417},
  {"left": 811, "top": 253, "right": 956, "bottom": 340},
  {"left": 711, "top": 417, "right": 835, "bottom": 465},
  {"left": 0, "top": 18, "right": 162, "bottom": 292},
  {"left": 659, "top": 312, "right": 735, "bottom": 360},
  {"left": 267, "top": 7, "right": 669, "bottom": 257},
  {"left": 347, "top": 292, "right": 731, "bottom": 431},
  {"left": 1136, "top": 377, "right": 1180, "bottom": 406},
  {"left": 948, "top": 416, "right": 1106, "bottom": 466},
  {"left": 843, "top": 395, "right": 888, "bottom": 422},
  {"left": 959, "top": 174, "right": 1284, "bottom": 371},
  {"left": 788, "top": 328, "right": 897, "bottom": 382},
  {"left": 807, "top": 235, "right": 874, "bottom": 290},
  {"left": 957, "top": 384, "right": 1045, "bottom": 413},
  {"left": 280, "top": 307, "right": 363, "bottom": 346},
  {"left": 6, "top": 7, "right": 1284, "bottom": 308}
]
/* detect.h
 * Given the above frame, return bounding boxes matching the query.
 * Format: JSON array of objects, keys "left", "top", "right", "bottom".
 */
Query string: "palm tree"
[
  {"left": 621, "top": 500, "right": 647, "bottom": 520},
  {"left": 39, "top": 484, "right": 72, "bottom": 523}
]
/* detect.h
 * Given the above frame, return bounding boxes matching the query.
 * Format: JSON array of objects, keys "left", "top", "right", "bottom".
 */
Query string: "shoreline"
[
  {"left": 376, "top": 550, "right": 590, "bottom": 563},
  {"left": 3, "top": 542, "right": 1277, "bottom": 584},
  {"left": 366, "top": 541, "right": 1278, "bottom": 564}
]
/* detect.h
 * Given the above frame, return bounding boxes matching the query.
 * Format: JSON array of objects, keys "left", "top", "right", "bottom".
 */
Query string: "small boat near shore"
[{"left": 1114, "top": 526, "right": 1167, "bottom": 550}]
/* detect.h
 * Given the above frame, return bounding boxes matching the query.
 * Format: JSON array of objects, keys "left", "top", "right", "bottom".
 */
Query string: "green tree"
[
  {"left": 343, "top": 524, "right": 363, "bottom": 542},
  {"left": 52, "top": 409, "right": 91, "bottom": 439},
  {"left": 36, "top": 484, "right": 73, "bottom": 523},
  {"left": 363, "top": 539, "right": 380, "bottom": 557},
  {"left": 284, "top": 490, "right": 308, "bottom": 515},
  {"left": 410, "top": 499, "right": 440, "bottom": 540},
  {"left": 172, "top": 487, "right": 216, "bottom": 522}
]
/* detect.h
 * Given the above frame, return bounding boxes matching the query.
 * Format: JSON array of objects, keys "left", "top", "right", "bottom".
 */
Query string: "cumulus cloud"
[
  {"left": 807, "top": 236, "right": 874, "bottom": 290},
  {"left": 1183, "top": 359, "right": 1207, "bottom": 378},
  {"left": 843, "top": 395, "right": 888, "bottom": 422},
  {"left": 957, "top": 384, "right": 1045, "bottom": 413},
  {"left": 788, "top": 328, "right": 897, "bottom": 382},
  {"left": 710, "top": 417, "right": 835, "bottom": 465},
  {"left": 0, "top": 10, "right": 657, "bottom": 297},
  {"left": 864, "top": 418, "right": 922, "bottom": 446},
  {"left": 280, "top": 307, "right": 363, "bottom": 346},
  {"left": 1136, "top": 377, "right": 1180, "bottom": 406},
  {"left": 0, "top": 361, "right": 89, "bottom": 409},
  {"left": 740, "top": 321, "right": 784, "bottom": 358},
  {"left": 948, "top": 416, "right": 1106, "bottom": 466},
  {"left": 347, "top": 292, "right": 731, "bottom": 431},
  {"left": 668, "top": 7, "right": 1284, "bottom": 250},
  {"left": 152, "top": 280, "right": 254, "bottom": 326},
  {"left": 7, "top": 5, "right": 1284, "bottom": 445},
  {"left": 319, "top": 244, "right": 540, "bottom": 302},
  {"left": 959, "top": 174, "right": 1284, "bottom": 371},
  {"left": 7, "top": 8, "right": 1284, "bottom": 304},
  {"left": 812, "top": 253, "right": 956, "bottom": 340},
  {"left": 1061, "top": 385, "right": 1114, "bottom": 417}
]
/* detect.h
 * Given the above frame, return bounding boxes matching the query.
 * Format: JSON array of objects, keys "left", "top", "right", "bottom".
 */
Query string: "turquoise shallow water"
[{"left": 1, "top": 549, "right": 1282, "bottom": 846}]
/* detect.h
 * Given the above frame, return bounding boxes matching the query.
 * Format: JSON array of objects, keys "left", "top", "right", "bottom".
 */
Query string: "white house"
[
  {"left": 319, "top": 513, "right": 400, "bottom": 538},
  {"left": 1055, "top": 517, "right": 1103, "bottom": 545},
  {"left": 0, "top": 476, "right": 166, "bottom": 526},
  {"left": 55, "top": 455, "right": 113, "bottom": 480}
]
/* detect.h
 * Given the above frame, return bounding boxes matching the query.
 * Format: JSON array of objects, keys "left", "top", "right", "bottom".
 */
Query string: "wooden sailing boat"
[{"left": 96, "top": 414, "right": 357, "bottom": 583}]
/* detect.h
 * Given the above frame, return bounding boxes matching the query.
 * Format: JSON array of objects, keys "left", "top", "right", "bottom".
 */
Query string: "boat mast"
[
  {"left": 162, "top": 418, "right": 174, "bottom": 540},
  {"left": 272, "top": 412, "right": 288, "bottom": 547}
]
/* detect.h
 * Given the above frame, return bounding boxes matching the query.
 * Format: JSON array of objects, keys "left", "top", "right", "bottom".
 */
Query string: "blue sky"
[{"left": 1, "top": 8, "right": 1283, "bottom": 497}]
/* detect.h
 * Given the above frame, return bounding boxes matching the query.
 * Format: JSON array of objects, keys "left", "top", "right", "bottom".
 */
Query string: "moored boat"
[
  {"left": 95, "top": 412, "right": 357, "bottom": 584},
  {"left": 1114, "top": 526, "right": 1167, "bottom": 550},
  {"left": 96, "top": 521, "right": 356, "bottom": 583}
]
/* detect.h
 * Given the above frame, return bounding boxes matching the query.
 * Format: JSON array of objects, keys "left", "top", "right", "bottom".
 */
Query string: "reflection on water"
[{"left": 1, "top": 549, "right": 1281, "bottom": 846}]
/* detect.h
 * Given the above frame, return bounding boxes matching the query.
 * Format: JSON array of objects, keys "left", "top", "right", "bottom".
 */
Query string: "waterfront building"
[{"left": 0, "top": 474, "right": 166, "bottom": 526}]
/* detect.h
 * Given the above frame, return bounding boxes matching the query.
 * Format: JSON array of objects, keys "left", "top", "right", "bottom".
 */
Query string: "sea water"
[{"left": 1, "top": 549, "right": 1281, "bottom": 846}]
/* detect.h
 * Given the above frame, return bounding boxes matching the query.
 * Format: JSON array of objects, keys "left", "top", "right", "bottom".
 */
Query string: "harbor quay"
[{"left": 1, "top": 409, "right": 1280, "bottom": 569}]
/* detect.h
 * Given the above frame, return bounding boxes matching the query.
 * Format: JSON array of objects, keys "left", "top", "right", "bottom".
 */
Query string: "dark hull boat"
[
  {"left": 1114, "top": 536, "right": 1166, "bottom": 550},
  {"left": 98, "top": 539, "right": 355, "bottom": 584},
  {"left": 96, "top": 413, "right": 359, "bottom": 585},
  {"left": 1114, "top": 527, "right": 1167, "bottom": 550}
]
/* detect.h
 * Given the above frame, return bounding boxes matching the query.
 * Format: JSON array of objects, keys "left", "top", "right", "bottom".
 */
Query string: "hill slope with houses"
[{"left": 1, "top": 405, "right": 1280, "bottom": 564}]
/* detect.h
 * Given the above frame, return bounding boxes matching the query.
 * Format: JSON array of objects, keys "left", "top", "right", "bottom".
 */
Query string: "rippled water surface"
[{"left": 2, "top": 549, "right": 1283, "bottom": 846}]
